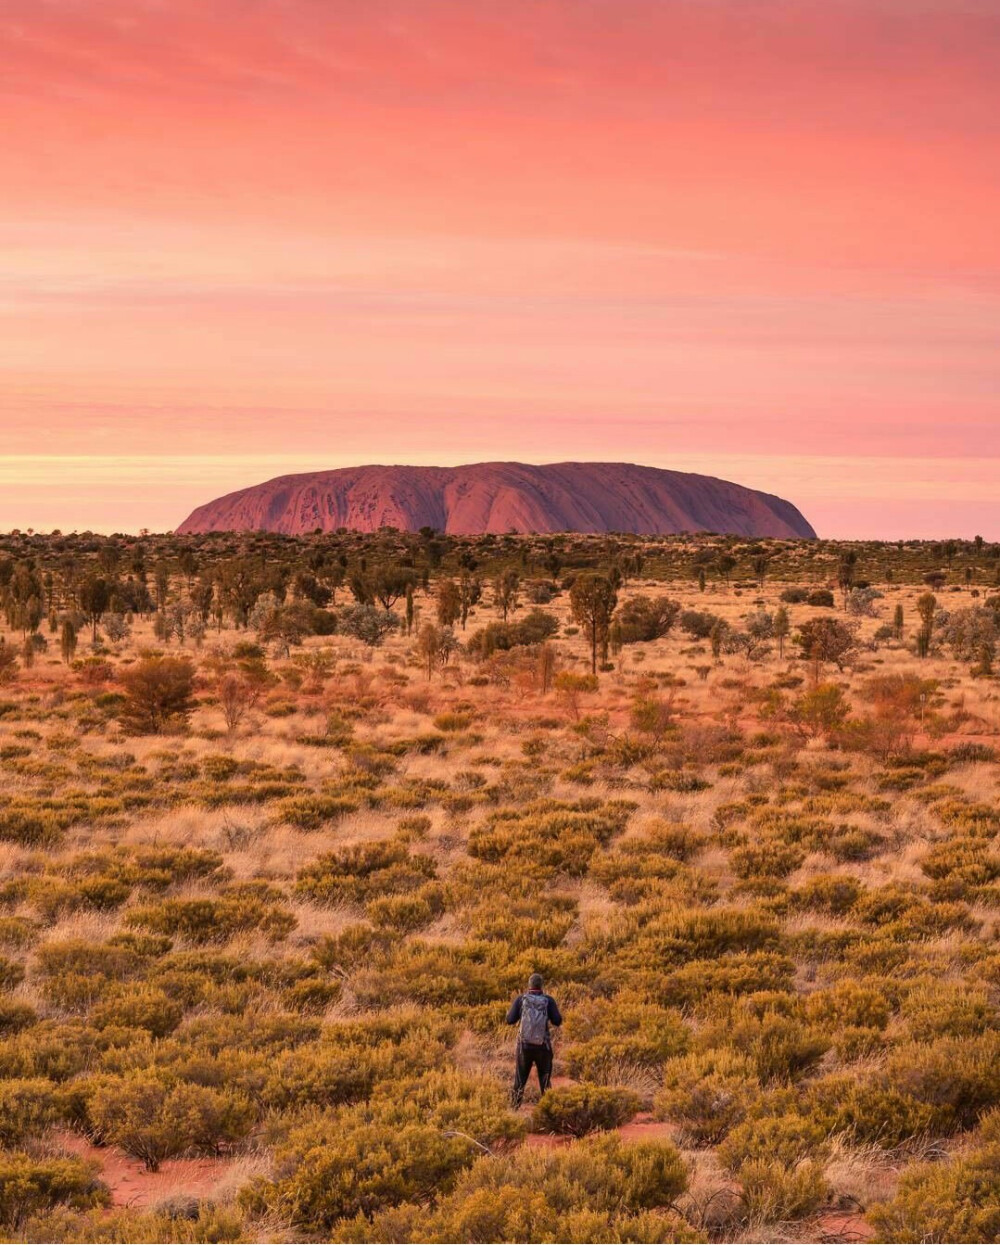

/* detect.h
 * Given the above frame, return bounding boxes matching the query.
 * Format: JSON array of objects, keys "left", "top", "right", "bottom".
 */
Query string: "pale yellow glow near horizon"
[{"left": 2, "top": 454, "right": 998, "bottom": 539}]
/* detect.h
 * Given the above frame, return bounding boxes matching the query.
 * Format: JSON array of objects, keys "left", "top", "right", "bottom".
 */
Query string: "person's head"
[{"left": 528, "top": 973, "right": 544, "bottom": 991}]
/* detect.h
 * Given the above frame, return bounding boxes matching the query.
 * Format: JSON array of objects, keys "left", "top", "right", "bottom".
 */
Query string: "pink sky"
[{"left": 3, "top": 0, "right": 999, "bottom": 536}]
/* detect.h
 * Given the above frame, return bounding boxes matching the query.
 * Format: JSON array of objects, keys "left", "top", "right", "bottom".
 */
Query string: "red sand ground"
[{"left": 55, "top": 1131, "right": 239, "bottom": 1209}]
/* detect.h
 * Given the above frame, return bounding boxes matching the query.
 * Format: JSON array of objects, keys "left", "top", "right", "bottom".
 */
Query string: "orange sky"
[{"left": 3, "top": 0, "right": 999, "bottom": 536}]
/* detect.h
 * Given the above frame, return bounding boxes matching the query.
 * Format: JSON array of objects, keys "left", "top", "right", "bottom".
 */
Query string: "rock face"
[{"left": 177, "top": 462, "right": 816, "bottom": 538}]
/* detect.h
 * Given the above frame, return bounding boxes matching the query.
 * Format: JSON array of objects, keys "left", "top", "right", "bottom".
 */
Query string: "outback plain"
[{"left": 2, "top": 529, "right": 1000, "bottom": 1243}]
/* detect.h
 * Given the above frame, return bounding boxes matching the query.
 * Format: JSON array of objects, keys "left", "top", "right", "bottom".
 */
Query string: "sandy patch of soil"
[{"left": 55, "top": 1131, "right": 241, "bottom": 1209}]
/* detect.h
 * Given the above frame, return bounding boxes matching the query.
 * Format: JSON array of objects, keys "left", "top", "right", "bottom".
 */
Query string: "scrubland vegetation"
[{"left": 2, "top": 527, "right": 1000, "bottom": 1242}]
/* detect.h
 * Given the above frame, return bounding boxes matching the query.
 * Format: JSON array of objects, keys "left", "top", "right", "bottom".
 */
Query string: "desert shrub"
[
  {"left": 335, "top": 1133, "right": 695, "bottom": 1243},
  {"left": 885, "top": 1033, "right": 1000, "bottom": 1131},
  {"left": 679, "top": 609, "right": 722, "bottom": 639},
  {"left": 640, "top": 820, "right": 706, "bottom": 862},
  {"left": 655, "top": 1049, "right": 761, "bottom": 1144},
  {"left": 463, "top": 1131, "right": 687, "bottom": 1211},
  {"left": 532, "top": 1085, "right": 640, "bottom": 1136},
  {"left": 459, "top": 889, "right": 577, "bottom": 951},
  {"left": 714, "top": 1006, "right": 830, "bottom": 1083},
  {"left": 730, "top": 837, "right": 806, "bottom": 879},
  {"left": 311, "top": 925, "right": 390, "bottom": 973},
  {"left": 0, "top": 999, "right": 37, "bottom": 1035},
  {"left": 933, "top": 797, "right": 1000, "bottom": 835},
  {"left": 83, "top": 1072, "right": 256, "bottom": 1170},
  {"left": 369, "top": 1069, "right": 525, "bottom": 1149},
  {"left": 779, "top": 587, "right": 808, "bottom": 604},
  {"left": 466, "top": 610, "right": 559, "bottom": 659},
  {"left": 296, "top": 840, "right": 437, "bottom": 905},
  {"left": 949, "top": 741, "right": 997, "bottom": 764},
  {"left": 588, "top": 825, "right": 708, "bottom": 897},
  {"left": 806, "top": 588, "right": 835, "bottom": 607},
  {"left": 718, "top": 1109, "right": 829, "bottom": 1173},
  {"left": 34, "top": 939, "right": 147, "bottom": 1010},
  {"left": 852, "top": 883, "right": 970, "bottom": 940},
  {"left": 19, "top": 1203, "right": 247, "bottom": 1244},
  {"left": 127, "top": 883, "right": 296, "bottom": 944},
  {"left": 790, "top": 873, "right": 862, "bottom": 915},
  {"left": 616, "top": 596, "right": 680, "bottom": 643},
  {"left": 563, "top": 995, "right": 688, "bottom": 1080},
  {"left": 468, "top": 799, "right": 632, "bottom": 876},
  {"left": 0, "top": 805, "right": 66, "bottom": 848},
  {"left": 736, "top": 1158, "right": 829, "bottom": 1224},
  {"left": 240, "top": 1077, "right": 515, "bottom": 1232},
  {"left": 0, "top": 954, "right": 25, "bottom": 991},
  {"left": 0, "top": 916, "right": 36, "bottom": 949},
  {"left": 870, "top": 1112, "right": 1000, "bottom": 1242},
  {"left": 90, "top": 984, "right": 184, "bottom": 1037},
  {"left": 660, "top": 952, "right": 795, "bottom": 1008},
  {"left": 807, "top": 1075, "right": 938, "bottom": 1147},
  {"left": 366, "top": 889, "right": 442, "bottom": 934},
  {"left": 0, "top": 1020, "right": 98, "bottom": 1083},
  {"left": 804, "top": 980, "right": 891, "bottom": 1032},
  {"left": 0, "top": 1078, "right": 60, "bottom": 1147},
  {"left": 261, "top": 1046, "right": 380, "bottom": 1112},
  {"left": 119, "top": 656, "right": 197, "bottom": 734},
  {"left": 281, "top": 975, "right": 343, "bottom": 1012},
  {"left": 635, "top": 908, "right": 781, "bottom": 966},
  {"left": 901, "top": 982, "right": 996, "bottom": 1041},
  {"left": 352, "top": 941, "right": 503, "bottom": 1008},
  {"left": 0, "top": 1152, "right": 109, "bottom": 1232},
  {"left": 921, "top": 837, "right": 1000, "bottom": 889},
  {"left": 277, "top": 793, "right": 360, "bottom": 829},
  {"left": 339, "top": 1199, "right": 703, "bottom": 1244}
]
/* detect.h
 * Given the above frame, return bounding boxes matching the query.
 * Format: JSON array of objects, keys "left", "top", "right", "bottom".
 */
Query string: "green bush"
[
  {"left": 790, "top": 874, "right": 862, "bottom": 915},
  {"left": 126, "top": 882, "right": 296, "bottom": 944},
  {"left": 715, "top": 1007, "right": 830, "bottom": 1083},
  {"left": 885, "top": 1034, "right": 1000, "bottom": 1131},
  {"left": 0, "top": 1152, "right": 109, "bottom": 1232},
  {"left": 655, "top": 1050, "right": 761, "bottom": 1144},
  {"left": 468, "top": 800, "right": 632, "bottom": 877},
  {"left": 295, "top": 841, "right": 436, "bottom": 905},
  {"left": 0, "top": 1078, "right": 60, "bottom": 1147},
  {"left": 332, "top": 1134, "right": 697, "bottom": 1242},
  {"left": 19, "top": 1203, "right": 248, "bottom": 1244},
  {"left": 870, "top": 1118, "right": 1000, "bottom": 1242},
  {"left": 563, "top": 995, "right": 688, "bottom": 1081},
  {"left": 660, "top": 952, "right": 795, "bottom": 1007},
  {"left": 278, "top": 793, "right": 361, "bottom": 829},
  {"left": 736, "top": 1158, "right": 829, "bottom": 1224},
  {"left": 901, "top": 982, "right": 996, "bottom": 1042},
  {"left": 241, "top": 1098, "right": 495, "bottom": 1231},
  {"left": 532, "top": 1085, "right": 641, "bottom": 1136},
  {"left": 807, "top": 1075, "right": 938, "bottom": 1147},
  {"left": 83, "top": 1072, "right": 256, "bottom": 1170},
  {"left": 804, "top": 980, "right": 891, "bottom": 1032},
  {"left": 91, "top": 984, "right": 184, "bottom": 1037}
]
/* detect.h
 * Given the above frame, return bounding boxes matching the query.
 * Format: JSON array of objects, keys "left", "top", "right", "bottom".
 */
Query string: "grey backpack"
[{"left": 519, "top": 993, "right": 549, "bottom": 1046}]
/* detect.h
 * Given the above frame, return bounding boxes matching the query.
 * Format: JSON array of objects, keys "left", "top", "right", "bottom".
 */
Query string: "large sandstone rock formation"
[{"left": 177, "top": 462, "right": 816, "bottom": 538}]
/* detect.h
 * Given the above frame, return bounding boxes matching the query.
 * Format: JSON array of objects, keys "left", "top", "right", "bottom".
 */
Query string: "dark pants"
[{"left": 511, "top": 1042, "right": 553, "bottom": 1107}]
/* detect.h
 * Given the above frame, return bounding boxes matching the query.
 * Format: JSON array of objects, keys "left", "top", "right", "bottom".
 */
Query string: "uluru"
[{"left": 176, "top": 462, "right": 817, "bottom": 539}]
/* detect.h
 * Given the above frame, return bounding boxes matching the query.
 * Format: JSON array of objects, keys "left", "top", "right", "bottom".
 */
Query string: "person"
[{"left": 506, "top": 972, "right": 562, "bottom": 1108}]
